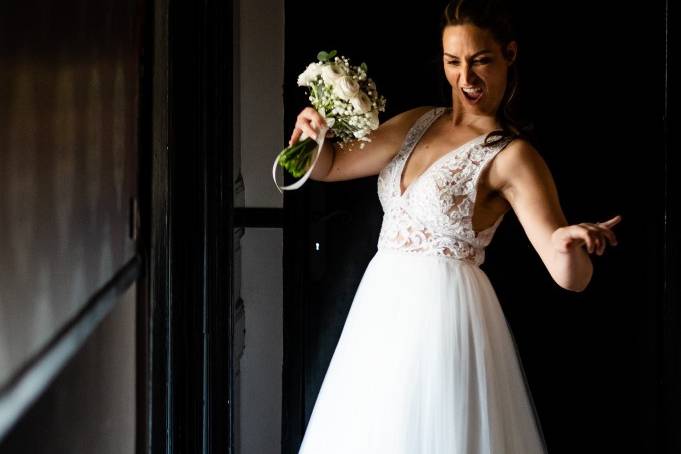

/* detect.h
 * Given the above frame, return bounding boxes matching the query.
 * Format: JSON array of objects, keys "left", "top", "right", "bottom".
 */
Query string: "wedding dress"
[{"left": 297, "top": 106, "right": 549, "bottom": 454}]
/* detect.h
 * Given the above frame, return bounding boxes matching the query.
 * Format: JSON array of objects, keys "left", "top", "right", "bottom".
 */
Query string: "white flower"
[
  {"left": 320, "top": 63, "right": 346, "bottom": 85},
  {"left": 349, "top": 91, "right": 372, "bottom": 113},
  {"left": 290, "top": 52, "right": 386, "bottom": 148},
  {"left": 333, "top": 76, "right": 360, "bottom": 100},
  {"left": 297, "top": 62, "right": 322, "bottom": 87},
  {"left": 353, "top": 127, "right": 371, "bottom": 139},
  {"left": 366, "top": 109, "right": 379, "bottom": 129}
]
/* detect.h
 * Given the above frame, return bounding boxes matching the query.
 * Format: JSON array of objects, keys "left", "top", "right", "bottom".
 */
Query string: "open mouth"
[{"left": 461, "top": 86, "right": 483, "bottom": 103}]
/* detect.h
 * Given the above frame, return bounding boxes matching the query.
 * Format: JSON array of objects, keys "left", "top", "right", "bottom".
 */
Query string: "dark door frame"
[
  {"left": 142, "top": 0, "right": 235, "bottom": 451},
  {"left": 661, "top": 1, "right": 679, "bottom": 449}
]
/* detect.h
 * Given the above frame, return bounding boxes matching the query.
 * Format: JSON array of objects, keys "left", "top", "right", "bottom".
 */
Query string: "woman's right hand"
[{"left": 289, "top": 107, "right": 327, "bottom": 146}]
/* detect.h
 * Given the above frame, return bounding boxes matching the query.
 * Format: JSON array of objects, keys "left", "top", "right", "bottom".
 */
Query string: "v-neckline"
[{"left": 397, "top": 108, "right": 490, "bottom": 198}]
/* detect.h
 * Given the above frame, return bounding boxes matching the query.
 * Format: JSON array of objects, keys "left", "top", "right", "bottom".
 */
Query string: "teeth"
[{"left": 462, "top": 87, "right": 482, "bottom": 94}]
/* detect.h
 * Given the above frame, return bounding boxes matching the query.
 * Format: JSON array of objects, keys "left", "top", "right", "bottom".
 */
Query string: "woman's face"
[{"left": 442, "top": 23, "right": 517, "bottom": 117}]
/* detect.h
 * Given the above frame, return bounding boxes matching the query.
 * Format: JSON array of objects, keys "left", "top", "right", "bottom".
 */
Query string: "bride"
[{"left": 286, "top": 1, "right": 621, "bottom": 452}]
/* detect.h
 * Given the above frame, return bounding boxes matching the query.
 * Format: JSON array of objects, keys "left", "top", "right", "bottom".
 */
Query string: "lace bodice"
[{"left": 376, "top": 106, "right": 517, "bottom": 266}]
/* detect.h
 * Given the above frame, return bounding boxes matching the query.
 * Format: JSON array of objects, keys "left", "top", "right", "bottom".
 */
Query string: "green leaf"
[
  {"left": 360, "top": 62, "right": 367, "bottom": 72},
  {"left": 317, "top": 50, "right": 329, "bottom": 62},
  {"left": 328, "top": 50, "right": 337, "bottom": 58}
]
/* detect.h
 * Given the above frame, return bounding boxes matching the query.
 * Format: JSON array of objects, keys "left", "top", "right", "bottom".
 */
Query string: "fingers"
[
  {"left": 289, "top": 128, "right": 301, "bottom": 145},
  {"left": 288, "top": 107, "right": 328, "bottom": 145},
  {"left": 556, "top": 216, "right": 622, "bottom": 256},
  {"left": 576, "top": 223, "right": 595, "bottom": 254},
  {"left": 600, "top": 215, "right": 622, "bottom": 228},
  {"left": 580, "top": 226, "right": 616, "bottom": 255},
  {"left": 593, "top": 223, "right": 618, "bottom": 247},
  {"left": 581, "top": 217, "right": 620, "bottom": 250},
  {"left": 582, "top": 230, "right": 596, "bottom": 254},
  {"left": 596, "top": 234, "right": 605, "bottom": 255},
  {"left": 596, "top": 216, "right": 621, "bottom": 246}
]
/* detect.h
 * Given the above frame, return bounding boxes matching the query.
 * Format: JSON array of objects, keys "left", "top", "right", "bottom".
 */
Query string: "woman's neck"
[{"left": 446, "top": 106, "right": 501, "bottom": 132}]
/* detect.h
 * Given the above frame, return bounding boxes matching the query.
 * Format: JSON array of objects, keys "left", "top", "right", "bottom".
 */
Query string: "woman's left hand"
[{"left": 551, "top": 215, "right": 622, "bottom": 256}]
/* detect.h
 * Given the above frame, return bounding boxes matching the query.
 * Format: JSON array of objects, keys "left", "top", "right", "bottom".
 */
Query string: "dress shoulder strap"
[
  {"left": 397, "top": 106, "right": 447, "bottom": 158},
  {"left": 470, "top": 132, "right": 519, "bottom": 201}
]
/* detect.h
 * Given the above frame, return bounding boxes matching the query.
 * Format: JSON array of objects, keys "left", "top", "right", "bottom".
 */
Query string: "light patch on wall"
[
  {"left": 30, "top": 260, "right": 56, "bottom": 357},
  {"left": 53, "top": 61, "right": 77, "bottom": 254},
  {"left": 98, "top": 220, "right": 114, "bottom": 286},
  {"left": 7, "top": 64, "right": 37, "bottom": 279},
  {"left": 85, "top": 63, "right": 103, "bottom": 223},
  {"left": 112, "top": 62, "right": 126, "bottom": 212}
]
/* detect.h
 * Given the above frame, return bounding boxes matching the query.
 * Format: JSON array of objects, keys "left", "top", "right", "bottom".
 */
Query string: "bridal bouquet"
[{"left": 272, "top": 50, "right": 387, "bottom": 192}]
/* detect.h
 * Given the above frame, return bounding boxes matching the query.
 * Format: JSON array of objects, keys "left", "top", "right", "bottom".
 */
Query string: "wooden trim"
[
  {"left": 147, "top": 0, "right": 234, "bottom": 451},
  {"left": 234, "top": 207, "right": 284, "bottom": 228},
  {"left": 661, "top": 1, "right": 680, "bottom": 449}
]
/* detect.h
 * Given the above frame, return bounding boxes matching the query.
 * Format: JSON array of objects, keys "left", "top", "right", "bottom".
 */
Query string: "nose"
[{"left": 460, "top": 62, "right": 478, "bottom": 86}]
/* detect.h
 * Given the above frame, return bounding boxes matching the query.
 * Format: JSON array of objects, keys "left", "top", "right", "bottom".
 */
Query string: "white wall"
[
  {"left": 239, "top": 228, "right": 283, "bottom": 454},
  {"left": 238, "top": 0, "right": 284, "bottom": 453},
  {"left": 240, "top": 0, "right": 285, "bottom": 209}
]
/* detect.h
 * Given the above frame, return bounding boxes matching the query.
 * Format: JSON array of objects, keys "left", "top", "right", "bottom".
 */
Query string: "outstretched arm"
[
  {"left": 288, "top": 105, "right": 433, "bottom": 182},
  {"left": 492, "top": 139, "right": 621, "bottom": 292}
]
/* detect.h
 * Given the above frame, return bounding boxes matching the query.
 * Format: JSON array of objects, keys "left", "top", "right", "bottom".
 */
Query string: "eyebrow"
[{"left": 443, "top": 49, "right": 492, "bottom": 58}]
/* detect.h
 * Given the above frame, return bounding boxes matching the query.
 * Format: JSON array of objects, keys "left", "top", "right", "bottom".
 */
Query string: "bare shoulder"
[
  {"left": 496, "top": 136, "right": 544, "bottom": 168},
  {"left": 390, "top": 105, "right": 435, "bottom": 124},
  {"left": 323, "top": 105, "right": 435, "bottom": 182},
  {"left": 489, "top": 136, "right": 553, "bottom": 197},
  {"left": 368, "top": 105, "right": 434, "bottom": 148}
]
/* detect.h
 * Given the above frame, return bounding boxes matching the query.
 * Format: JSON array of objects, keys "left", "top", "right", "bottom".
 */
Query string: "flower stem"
[{"left": 277, "top": 138, "right": 319, "bottom": 178}]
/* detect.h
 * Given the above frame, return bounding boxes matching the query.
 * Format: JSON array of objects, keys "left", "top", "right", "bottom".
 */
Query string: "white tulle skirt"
[{"left": 297, "top": 247, "right": 549, "bottom": 454}]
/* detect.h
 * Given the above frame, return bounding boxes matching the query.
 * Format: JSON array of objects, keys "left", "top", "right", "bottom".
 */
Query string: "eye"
[{"left": 446, "top": 58, "right": 490, "bottom": 66}]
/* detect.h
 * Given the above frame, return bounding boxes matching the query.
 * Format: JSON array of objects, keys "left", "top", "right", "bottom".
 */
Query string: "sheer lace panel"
[{"left": 376, "top": 106, "right": 516, "bottom": 266}]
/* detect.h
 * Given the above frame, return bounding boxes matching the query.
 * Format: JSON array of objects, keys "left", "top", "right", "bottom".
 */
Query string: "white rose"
[
  {"left": 349, "top": 91, "right": 372, "bottom": 113},
  {"left": 297, "top": 63, "right": 322, "bottom": 87},
  {"left": 320, "top": 63, "right": 346, "bottom": 85},
  {"left": 333, "top": 76, "right": 360, "bottom": 100}
]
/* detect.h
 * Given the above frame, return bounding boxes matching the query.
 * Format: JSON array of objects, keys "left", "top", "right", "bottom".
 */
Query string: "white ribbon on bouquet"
[{"left": 271, "top": 121, "right": 332, "bottom": 193}]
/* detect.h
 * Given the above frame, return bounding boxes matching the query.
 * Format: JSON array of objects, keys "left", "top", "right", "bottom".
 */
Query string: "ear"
[{"left": 505, "top": 40, "right": 518, "bottom": 65}]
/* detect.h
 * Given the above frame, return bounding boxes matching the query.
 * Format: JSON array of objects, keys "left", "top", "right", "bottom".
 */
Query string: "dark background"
[{"left": 282, "top": 1, "right": 672, "bottom": 453}]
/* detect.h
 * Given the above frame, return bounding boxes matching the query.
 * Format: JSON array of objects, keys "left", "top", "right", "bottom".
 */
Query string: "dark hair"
[{"left": 439, "top": 0, "right": 534, "bottom": 142}]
